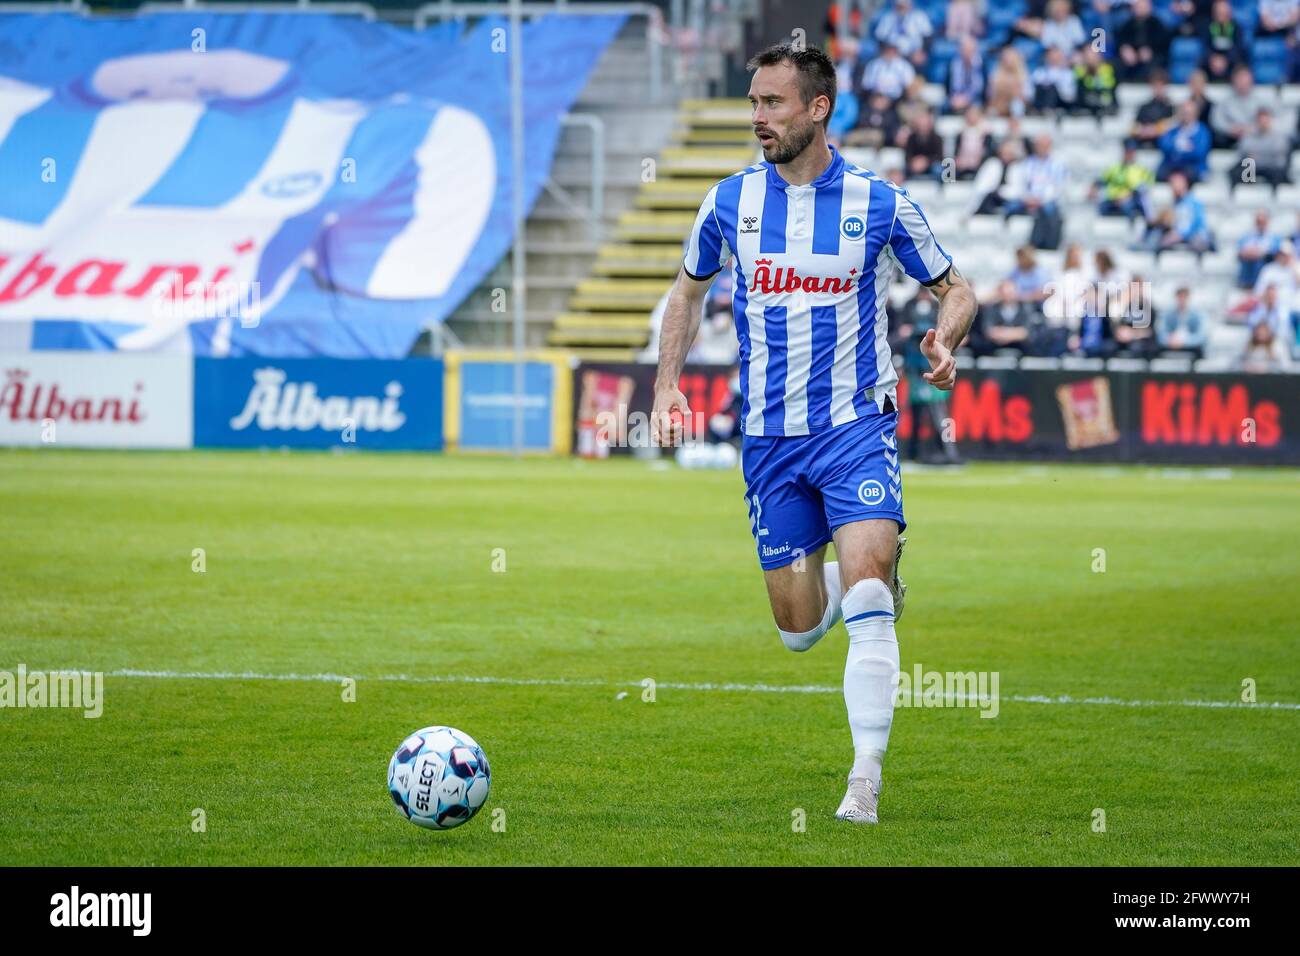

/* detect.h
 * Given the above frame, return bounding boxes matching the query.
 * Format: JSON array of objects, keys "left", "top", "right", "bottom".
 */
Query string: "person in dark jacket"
[{"left": 1117, "top": 0, "right": 1170, "bottom": 81}]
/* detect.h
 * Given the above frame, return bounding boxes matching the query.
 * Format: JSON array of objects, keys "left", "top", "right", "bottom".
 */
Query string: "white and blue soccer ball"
[{"left": 388, "top": 725, "right": 490, "bottom": 830}]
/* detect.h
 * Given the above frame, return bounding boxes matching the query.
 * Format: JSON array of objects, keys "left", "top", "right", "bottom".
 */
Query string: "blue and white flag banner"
[{"left": 0, "top": 11, "right": 624, "bottom": 358}]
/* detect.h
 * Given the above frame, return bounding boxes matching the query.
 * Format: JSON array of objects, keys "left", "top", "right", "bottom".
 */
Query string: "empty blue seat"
[
  {"left": 1251, "top": 37, "right": 1289, "bottom": 85},
  {"left": 1169, "top": 36, "right": 1204, "bottom": 84}
]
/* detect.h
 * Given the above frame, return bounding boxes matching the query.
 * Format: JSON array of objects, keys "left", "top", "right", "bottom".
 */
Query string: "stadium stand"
[
  {"left": 17, "top": 0, "right": 1298, "bottom": 371},
  {"left": 541, "top": 0, "right": 1300, "bottom": 373}
]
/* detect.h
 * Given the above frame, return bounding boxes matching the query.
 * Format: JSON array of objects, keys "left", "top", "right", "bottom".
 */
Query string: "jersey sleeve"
[
  {"left": 682, "top": 184, "right": 730, "bottom": 280},
  {"left": 887, "top": 190, "right": 953, "bottom": 285}
]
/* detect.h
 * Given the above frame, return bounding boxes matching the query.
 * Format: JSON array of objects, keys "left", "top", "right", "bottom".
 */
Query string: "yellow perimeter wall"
[{"left": 442, "top": 350, "right": 574, "bottom": 455}]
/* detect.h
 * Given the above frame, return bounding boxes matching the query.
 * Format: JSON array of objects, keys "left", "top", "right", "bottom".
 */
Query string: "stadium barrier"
[
  {"left": 0, "top": 352, "right": 193, "bottom": 449},
  {"left": 0, "top": 353, "right": 444, "bottom": 451},
  {"left": 194, "top": 357, "right": 443, "bottom": 450},
  {"left": 443, "top": 350, "right": 573, "bottom": 455},
  {"left": 573, "top": 362, "right": 1300, "bottom": 466}
]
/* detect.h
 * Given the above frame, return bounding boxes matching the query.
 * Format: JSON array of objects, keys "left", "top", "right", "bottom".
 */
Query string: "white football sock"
[
  {"left": 840, "top": 577, "right": 899, "bottom": 789},
  {"left": 776, "top": 561, "right": 844, "bottom": 652}
]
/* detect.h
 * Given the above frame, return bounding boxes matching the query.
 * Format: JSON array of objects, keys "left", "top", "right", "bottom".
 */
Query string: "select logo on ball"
[
  {"left": 857, "top": 479, "right": 885, "bottom": 507},
  {"left": 840, "top": 215, "right": 866, "bottom": 241}
]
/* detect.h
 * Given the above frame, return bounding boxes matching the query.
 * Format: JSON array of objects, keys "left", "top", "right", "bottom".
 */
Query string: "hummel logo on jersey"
[
  {"left": 740, "top": 216, "right": 759, "bottom": 234},
  {"left": 748, "top": 259, "right": 857, "bottom": 295}
]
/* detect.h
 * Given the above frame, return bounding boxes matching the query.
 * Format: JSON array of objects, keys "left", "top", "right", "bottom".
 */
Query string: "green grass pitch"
[{"left": 1, "top": 448, "right": 1297, "bottom": 866}]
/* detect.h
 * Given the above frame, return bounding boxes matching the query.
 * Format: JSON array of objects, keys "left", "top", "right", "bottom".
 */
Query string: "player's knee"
[
  {"left": 777, "top": 621, "right": 826, "bottom": 652},
  {"left": 840, "top": 561, "right": 893, "bottom": 591}
]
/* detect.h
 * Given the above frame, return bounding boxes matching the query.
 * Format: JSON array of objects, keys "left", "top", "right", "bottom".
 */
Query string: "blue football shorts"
[{"left": 742, "top": 406, "right": 905, "bottom": 571}]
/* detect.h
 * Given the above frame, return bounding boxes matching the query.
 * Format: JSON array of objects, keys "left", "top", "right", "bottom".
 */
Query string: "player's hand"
[
  {"left": 920, "top": 328, "right": 957, "bottom": 390},
  {"left": 651, "top": 387, "right": 690, "bottom": 446}
]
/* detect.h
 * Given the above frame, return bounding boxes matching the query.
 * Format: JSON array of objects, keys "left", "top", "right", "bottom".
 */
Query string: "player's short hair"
[{"left": 746, "top": 43, "right": 836, "bottom": 130}]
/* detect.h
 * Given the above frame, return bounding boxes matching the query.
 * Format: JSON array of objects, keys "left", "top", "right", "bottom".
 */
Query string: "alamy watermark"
[
  {"left": 894, "top": 664, "right": 1000, "bottom": 718},
  {"left": 0, "top": 664, "right": 103, "bottom": 718}
]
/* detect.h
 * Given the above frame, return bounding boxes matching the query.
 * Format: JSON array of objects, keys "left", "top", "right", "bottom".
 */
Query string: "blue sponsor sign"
[
  {"left": 194, "top": 357, "right": 442, "bottom": 449},
  {"left": 459, "top": 361, "right": 553, "bottom": 451}
]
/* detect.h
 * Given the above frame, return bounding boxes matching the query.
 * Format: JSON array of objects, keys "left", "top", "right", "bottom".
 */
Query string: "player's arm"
[
  {"left": 919, "top": 263, "right": 977, "bottom": 390},
  {"left": 652, "top": 268, "right": 712, "bottom": 446},
  {"left": 654, "top": 184, "right": 729, "bottom": 445},
  {"left": 888, "top": 192, "right": 976, "bottom": 391}
]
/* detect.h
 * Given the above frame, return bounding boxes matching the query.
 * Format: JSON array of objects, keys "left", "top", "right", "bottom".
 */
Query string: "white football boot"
[
  {"left": 892, "top": 535, "right": 908, "bottom": 622},
  {"left": 835, "top": 774, "right": 881, "bottom": 824}
]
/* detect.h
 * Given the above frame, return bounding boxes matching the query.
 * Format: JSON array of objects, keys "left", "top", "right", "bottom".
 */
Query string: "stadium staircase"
[
  {"left": 547, "top": 97, "right": 754, "bottom": 362},
  {"left": 447, "top": 4, "right": 762, "bottom": 360}
]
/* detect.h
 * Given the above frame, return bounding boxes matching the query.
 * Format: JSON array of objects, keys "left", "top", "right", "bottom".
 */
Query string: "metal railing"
[
  {"left": 414, "top": 2, "right": 664, "bottom": 103},
  {"left": 549, "top": 113, "right": 606, "bottom": 242},
  {"left": 137, "top": 2, "right": 378, "bottom": 19}
]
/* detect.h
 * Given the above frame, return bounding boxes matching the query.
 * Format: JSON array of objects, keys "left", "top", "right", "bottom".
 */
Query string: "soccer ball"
[{"left": 387, "top": 725, "right": 490, "bottom": 830}]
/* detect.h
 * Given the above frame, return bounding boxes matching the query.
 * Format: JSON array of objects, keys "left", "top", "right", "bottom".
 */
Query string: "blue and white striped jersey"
[{"left": 683, "top": 146, "right": 952, "bottom": 438}]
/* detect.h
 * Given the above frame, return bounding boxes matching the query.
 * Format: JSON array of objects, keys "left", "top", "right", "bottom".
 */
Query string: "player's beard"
[{"left": 760, "top": 117, "right": 818, "bottom": 165}]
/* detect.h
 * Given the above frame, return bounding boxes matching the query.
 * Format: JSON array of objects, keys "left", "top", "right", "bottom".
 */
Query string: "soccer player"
[{"left": 651, "top": 44, "right": 976, "bottom": 824}]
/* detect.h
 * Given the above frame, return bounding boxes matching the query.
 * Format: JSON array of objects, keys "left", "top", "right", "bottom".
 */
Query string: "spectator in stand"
[
  {"left": 988, "top": 46, "right": 1033, "bottom": 117},
  {"left": 1172, "top": 0, "right": 1212, "bottom": 38},
  {"left": 1203, "top": 0, "right": 1246, "bottom": 83},
  {"left": 874, "top": 0, "right": 934, "bottom": 70},
  {"left": 1073, "top": 46, "right": 1118, "bottom": 116},
  {"left": 974, "top": 279, "right": 1038, "bottom": 355},
  {"left": 844, "top": 90, "right": 901, "bottom": 148},
  {"left": 1114, "top": 272, "right": 1157, "bottom": 357},
  {"left": 1034, "top": 47, "right": 1080, "bottom": 111},
  {"left": 1040, "top": 0, "right": 1088, "bottom": 55},
  {"left": 1131, "top": 69, "right": 1175, "bottom": 145},
  {"left": 1091, "top": 139, "right": 1154, "bottom": 221},
  {"left": 1117, "top": 0, "right": 1170, "bottom": 81},
  {"left": 947, "top": 35, "right": 985, "bottom": 114},
  {"left": 825, "top": 2, "right": 864, "bottom": 62},
  {"left": 1246, "top": 282, "right": 1296, "bottom": 367},
  {"left": 1237, "top": 211, "right": 1281, "bottom": 289},
  {"left": 1290, "top": 212, "right": 1300, "bottom": 250},
  {"left": 1257, "top": 0, "right": 1300, "bottom": 39},
  {"left": 1240, "top": 313, "right": 1291, "bottom": 372},
  {"left": 945, "top": 0, "right": 983, "bottom": 42},
  {"left": 1068, "top": 248, "right": 1127, "bottom": 357},
  {"left": 861, "top": 41, "right": 915, "bottom": 103},
  {"left": 834, "top": 35, "right": 865, "bottom": 96},
  {"left": 953, "top": 104, "right": 995, "bottom": 179},
  {"left": 1255, "top": 241, "right": 1300, "bottom": 312},
  {"left": 828, "top": 61, "right": 861, "bottom": 145},
  {"left": 1211, "top": 65, "right": 1265, "bottom": 149},
  {"left": 1233, "top": 109, "right": 1294, "bottom": 194},
  {"left": 1012, "top": 0, "right": 1053, "bottom": 42},
  {"left": 970, "top": 138, "right": 1026, "bottom": 215},
  {"left": 901, "top": 109, "right": 945, "bottom": 180},
  {"left": 1004, "top": 134, "right": 1069, "bottom": 223},
  {"left": 1144, "top": 170, "right": 1215, "bottom": 255},
  {"left": 1156, "top": 99, "right": 1211, "bottom": 181},
  {"left": 1157, "top": 286, "right": 1208, "bottom": 358},
  {"left": 1044, "top": 242, "right": 1096, "bottom": 332},
  {"left": 1086, "top": 0, "right": 1125, "bottom": 42},
  {"left": 1185, "top": 68, "right": 1213, "bottom": 124},
  {"left": 895, "top": 74, "right": 932, "bottom": 129},
  {"left": 1006, "top": 244, "right": 1053, "bottom": 307}
]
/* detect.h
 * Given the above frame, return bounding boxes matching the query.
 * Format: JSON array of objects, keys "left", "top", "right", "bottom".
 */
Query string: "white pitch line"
[{"left": 100, "top": 668, "right": 1300, "bottom": 711}]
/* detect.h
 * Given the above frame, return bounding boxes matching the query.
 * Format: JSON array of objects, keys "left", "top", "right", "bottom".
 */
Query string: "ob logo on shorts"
[
  {"left": 857, "top": 479, "right": 885, "bottom": 507},
  {"left": 840, "top": 215, "right": 866, "bottom": 241}
]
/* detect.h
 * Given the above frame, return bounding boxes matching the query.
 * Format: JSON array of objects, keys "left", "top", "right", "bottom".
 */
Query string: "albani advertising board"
[
  {"left": 192, "top": 357, "right": 442, "bottom": 450},
  {"left": 0, "top": 351, "right": 192, "bottom": 447}
]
